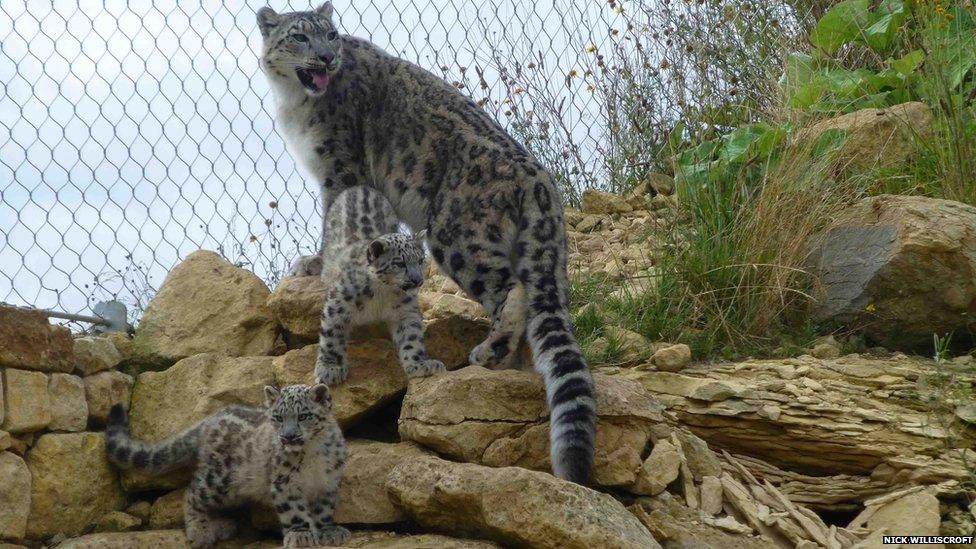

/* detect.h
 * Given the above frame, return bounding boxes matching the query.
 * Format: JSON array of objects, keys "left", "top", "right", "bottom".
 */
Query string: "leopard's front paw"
[
  {"left": 316, "top": 525, "right": 352, "bottom": 546},
  {"left": 405, "top": 358, "right": 445, "bottom": 379},
  {"left": 315, "top": 359, "right": 349, "bottom": 386},
  {"left": 283, "top": 529, "right": 318, "bottom": 548}
]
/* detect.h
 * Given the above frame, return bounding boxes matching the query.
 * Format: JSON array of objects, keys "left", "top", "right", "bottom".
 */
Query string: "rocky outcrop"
[
  {"left": 582, "top": 188, "right": 634, "bottom": 214},
  {"left": 398, "top": 366, "right": 666, "bottom": 487},
  {"left": 0, "top": 306, "right": 73, "bottom": 373},
  {"left": 56, "top": 530, "right": 188, "bottom": 549},
  {"left": 25, "top": 432, "right": 125, "bottom": 538},
  {"left": 131, "top": 250, "right": 278, "bottom": 364},
  {"left": 799, "top": 102, "right": 933, "bottom": 171},
  {"left": 810, "top": 195, "right": 976, "bottom": 350},
  {"left": 612, "top": 354, "right": 972, "bottom": 476},
  {"left": 848, "top": 487, "right": 942, "bottom": 543},
  {"left": 387, "top": 455, "right": 659, "bottom": 549},
  {"left": 83, "top": 370, "right": 133, "bottom": 424}
]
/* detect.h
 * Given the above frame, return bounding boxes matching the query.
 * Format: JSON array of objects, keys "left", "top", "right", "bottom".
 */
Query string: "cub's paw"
[
  {"left": 316, "top": 525, "right": 352, "bottom": 546},
  {"left": 405, "top": 358, "right": 446, "bottom": 379},
  {"left": 468, "top": 340, "right": 494, "bottom": 367},
  {"left": 283, "top": 529, "right": 318, "bottom": 548},
  {"left": 315, "top": 360, "right": 349, "bottom": 387},
  {"left": 287, "top": 254, "right": 323, "bottom": 277}
]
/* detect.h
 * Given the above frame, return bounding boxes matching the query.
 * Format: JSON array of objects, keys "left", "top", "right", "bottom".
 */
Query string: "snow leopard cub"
[
  {"left": 295, "top": 185, "right": 445, "bottom": 386},
  {"left": 105, "top": 384, "right": 349, "bottom": 549}
]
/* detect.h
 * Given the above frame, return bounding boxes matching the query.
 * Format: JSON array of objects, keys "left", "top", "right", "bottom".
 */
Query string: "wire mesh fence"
[{"left": 0, "top": 0, "right": 817, "bottom": 325}]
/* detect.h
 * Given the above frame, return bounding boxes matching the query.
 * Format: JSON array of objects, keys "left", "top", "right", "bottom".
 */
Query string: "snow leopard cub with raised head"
[
  {"left": 105, "top": 384, "right": 349, "bottom": 549},
  {"left": 299, "top": 185, "right": 444, "bottom": 386}
]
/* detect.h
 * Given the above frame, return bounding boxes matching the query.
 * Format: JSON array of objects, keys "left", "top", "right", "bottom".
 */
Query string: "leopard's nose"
[{"left": 318, "top": 52, "right": 335, "bottom": 65}]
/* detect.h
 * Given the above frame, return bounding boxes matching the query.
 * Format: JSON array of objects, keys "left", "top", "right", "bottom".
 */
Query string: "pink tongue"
[{"left": 311, "top": 71, "right": 330, "bottom": 90}]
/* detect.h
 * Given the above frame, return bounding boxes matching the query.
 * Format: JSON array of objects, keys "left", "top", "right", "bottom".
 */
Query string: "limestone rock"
[
  {"left": 314, "top": 531, "right": 501, "bottom": 548},
  {"left": 673, "top": 430, "right": 723, "bottom": 481},
  {"left": 850, "top": 487, "right": 942, "bottom": 543},
  {"left": 798, "top": 102, "right": 933, "bottom": 171},
  {"left": 48, "top": 373, "right": 88, "bottom": 432},
  {"left": 582, "top": 189, "right": 633, "bottom": 214},
  {"left": 811, "top": 342, "right": 842, "bottom": 359},
  {"left": 651, "top": 343, "right": 692, "bottom": 372},
  {"left": 613, "top": 355, "right": 972, "bottom": 476},
  {"left": 631, "top": 439, "right": 681, "bottom": 495},
  {"left": 131, "top": 250, "right": 278, "bottom": 363},
  {"left": 645, "top": 172, "right": 675, "bottom": 196},
  {"left": 809, "top": 194, "right": 976, "bottom": 350},
  {"left": 56, "top": 530, "right": 188, "bottom": 549},
  {"left": 125, "top": 354, "right": 274, "bottom": 490},
  {"left": 130, "top": 354, "right": 273, "bottom": 445},
  {"left": 604, "top": 326, "right": 656, "bottom": 364},
  {"left": 83, "top": 370, "right": 134, "bottom": 424},
  {"left": 0, "top": 430, "right": 9, "bottom": 451},
  {"left": 25, "top": 432, "right": 125, "bottom": 538},
  {"left": 0, "top": 452, "right": 30, "bottom": 540},
  {"left": 124, "top": 501, "right": 151, "bottom": 523},
  {"left": 419, "top": 291, "right": 486, "bottom": 321},
  {"left": 149, "top": 489, "right": 185, "bottom": 530},
  {"left": 399, "top": 366, "right": 665, "bottom": 487},
  {"left": 73, "top": 336, "right": 122, "bottom": 376},
  {"left": 336, "top": 440, "right": 433, "bottom": 524},
  {"left": 700, "top": 475, "right": 724, "bottom": 516},
  {"left": 2, "top": 369, "right": 51, "bottom": 433},
  {"left": 387, "top": 455, "right": 659, "bottom": 549},
  {"left": 0, "top": 305, "right": 74, "bottom": 373},
  {"left": 265, "top": 275, "right": 327, "bottom": 340},
  {"left": 629, "top": 495, "right": 778, "bottom": 548},
  {"left": 91, "top": 511, "right": 141, "bottom": 533}
]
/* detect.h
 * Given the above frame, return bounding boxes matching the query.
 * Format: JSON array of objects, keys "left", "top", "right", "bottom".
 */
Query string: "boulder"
[
  {"left": 387, "top": 455, "right": 659, "bottom": 549},
  {"left": 48, "top": 373, "right": 88, "bottom": 432},
  {"left": 0, "top": 305, "right": 73, "bottom": 373},
  {"left": 0, "top": 452, "right": 30, "bottom": 540},
  {"left": 125, "top": 354, "right": 274, "bottom": 490},
  {"left": 83, "top": 370, "right": 134, "bottom": 424},
  {"left": 631, "top": 439, "right": 681, "bottom": 496},
  {"left": 604, "top": 326, "right": 656, "bottom": 364},
  {"left": 25, "top": 432, "right": 126, "bottom": 538},
  {"left": 265, "top": 275, "right": 328, "bottom": 340},
  {"left": 335, "top": 531, "right": 500, "bottom": 548},
  {"left": 2, "top": 369, "right": 51, "bottom": 433},
  {"left": 798, "top": 102, "right": 932, "bottom": 171},
  {"left": 273, "top": 343, "right": 407, "bottom": 428},
  {"left": 849, "top": 487, "right": 942, "bottom": 544},
  {"left": 336, "top": 440, "right": 433, "bottom": 524},
  {"left": 582, "top": 189, "right": 633, "bottom": 214},
  {"left": 651, "top": 343, "right": 692, "bottom": 372},
  {"left": 0, "top": 430, "right": 9, "bottom": 451},
  {"left": 398, "top": 366, "right": 666, "bottom": 487},
  {"left": 56, "top": 530, "right": 188, "bottom": 549},
  {"left": 73, "top": 336, "right": 122, "bottom": 376},
  {"left": 131, "top": 250, "right": 278, "bottom": 364},
  {"left": 809, "top": 195, "right": 976, "bottom": 349}
]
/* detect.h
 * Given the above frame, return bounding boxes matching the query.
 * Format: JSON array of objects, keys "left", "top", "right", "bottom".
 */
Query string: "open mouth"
[{"left": 296, "top": 66, "right": 331, "bottom": 93}]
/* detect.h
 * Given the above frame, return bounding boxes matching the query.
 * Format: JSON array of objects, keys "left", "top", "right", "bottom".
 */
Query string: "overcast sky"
[{"left": 0, "top": 0, "right": 621, "bottom": 321}]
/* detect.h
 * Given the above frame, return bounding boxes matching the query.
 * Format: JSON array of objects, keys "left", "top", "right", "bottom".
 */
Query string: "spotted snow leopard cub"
[
  {"left": 105, "top": 384, "right": 349, "bottom": 549},
  {"left": 258, "top": 3, "right": 597, "bottom": 483},
  {"left": 299, "top": 185, "right": 444, "bottom": 385}
]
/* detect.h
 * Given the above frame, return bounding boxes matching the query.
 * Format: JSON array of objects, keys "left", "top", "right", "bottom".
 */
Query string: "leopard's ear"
[
  {"left": 310, "top": 383, "right": 332, "bottom": 408},
  {"left": 256, "top": 7, "right": 281, "bottom": 38},
  {"left": 264, "top": 385, "right": 281, "bottom": 407},
  {"left": 315, "top": 2, "right": 334, "bottom": 20},
  {"left": 367, "top": 239, "right": 388, "bottom": 264}
]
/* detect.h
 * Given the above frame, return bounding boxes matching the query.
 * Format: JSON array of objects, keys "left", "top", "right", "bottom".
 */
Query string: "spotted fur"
[
  {"left": 298, "top": 185, "right": 445, "bottom": 385},
  {"left": 258, "top": 3, "right": 596, "bottom": 484},
  {"left": 105, "top": 385, "right": 349, "bottom": 548}
]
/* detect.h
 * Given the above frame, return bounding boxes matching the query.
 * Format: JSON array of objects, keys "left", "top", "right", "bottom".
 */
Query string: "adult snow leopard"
[
  {"left": 105, "top": 384, "right": 349, "bottom": 548},
  {"left": 305, "top": 185, "right": 445, "bottom": 386},
  {"left": 258, "top": 2, "right": 596, "bottom": 483}
]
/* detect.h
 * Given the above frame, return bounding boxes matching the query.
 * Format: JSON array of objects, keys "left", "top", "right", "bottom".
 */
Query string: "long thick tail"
[
  {"left": 105, "top": 404, "right": 202, "bottom": 473},
  {"left": 517, "top": 182, "right": 597, "bottom": 484}
]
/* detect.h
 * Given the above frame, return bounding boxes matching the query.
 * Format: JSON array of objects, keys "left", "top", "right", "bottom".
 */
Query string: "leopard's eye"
[
  {"left": 272, "top": 414, "right": 283, "bottom": 422},
  {"left": 326, "top": 30, "right": 338, "bottom": 40},
  {"left": 292, "top": 33, "right": 309, "bottom": 43},
  {"left": 298, "top": 413, "right": 311, "bottom": 421}
]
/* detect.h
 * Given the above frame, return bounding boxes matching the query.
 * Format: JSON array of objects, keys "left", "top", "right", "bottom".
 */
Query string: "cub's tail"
[
  {"left": 517, "top": 181, "right": 597, "bottom": 484},
  {"left": 105, "top": 404, "right": 201, "bottom": 473}
]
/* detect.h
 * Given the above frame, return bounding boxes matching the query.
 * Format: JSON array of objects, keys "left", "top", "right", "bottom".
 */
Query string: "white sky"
[{"left": 0, "top": 0, "right": 624, "bottom": 320}]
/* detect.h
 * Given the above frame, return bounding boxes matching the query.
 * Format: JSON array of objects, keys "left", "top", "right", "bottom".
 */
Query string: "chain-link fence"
[{"left": 0, "top": 0, "right": 817, "bottom": 325}]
